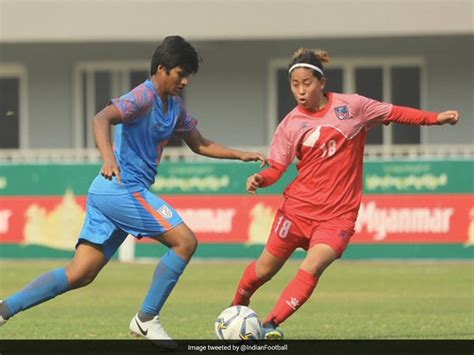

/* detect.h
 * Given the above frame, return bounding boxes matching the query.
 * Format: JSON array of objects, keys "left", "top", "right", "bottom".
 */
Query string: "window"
[
  {"left": 324, "top": 68, "right": 344, "bottom": 94},
  {"left": 0, "top": 78, "right": 19, "bottom": 148},
  {"left": 391, "top": 66, "right": 421, "bottom": 144},
  {"left": 130, "top": 70, "right": 148, "bottom": 89},
  {"left": 75, "top": 63, "right": 183, "bottom": 148},
  {"left": 0, "top": 65, "right": 27, "bottom": 149},
  {"left": 270, "top": 58, "right": 424, "bottom": 145},
  {"left": 356, "top": 67, "right": 384, "bottom": 145}
]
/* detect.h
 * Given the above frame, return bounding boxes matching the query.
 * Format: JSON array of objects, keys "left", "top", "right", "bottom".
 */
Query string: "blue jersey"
[{"left": 89, "top": 79, "right": 197, "bottom": 194}]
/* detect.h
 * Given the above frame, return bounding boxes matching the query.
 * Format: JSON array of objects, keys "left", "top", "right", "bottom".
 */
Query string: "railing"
[
  {"left": 363, "top": 144, "right": 474, "bottom": 160},
  {"left": 0, "top": 145, "right": 473, "bottom": 163}
]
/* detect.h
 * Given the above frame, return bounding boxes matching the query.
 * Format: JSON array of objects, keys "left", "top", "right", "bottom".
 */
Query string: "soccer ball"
[{"left": 215, "top": 305, "right": 263, "bottom": 340}]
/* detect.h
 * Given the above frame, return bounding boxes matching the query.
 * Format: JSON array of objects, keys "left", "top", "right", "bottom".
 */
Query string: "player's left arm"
[
  {"left": 183, "top": 128, "right": 267, "bottom": 166},
  {"left": 385, "top": 105, "right": 460, "bottom": 126},
  {"left": 359, "top": 95, "right": 460, "bottom": 127},
  {"left": 435, "top": 110, "right": 460, "bottom": 125}
]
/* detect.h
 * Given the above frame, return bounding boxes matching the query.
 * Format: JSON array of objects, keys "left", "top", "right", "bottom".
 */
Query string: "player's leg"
[
  {"left": 0, "top": 241, "right": 108, "bottom": 324},
  {"left": 136, "top": 223, "right": 197, "bottom": 323},
  {"left": 0, "top": 193, "right": 126, "bottom": 326},
  {"left": 262, "top": 220, "right": 354, "bottom": 339},
  {"left": 231, "top": 249, "right": 287, "bottom": 307},
  {"left": 129, "top": 225, "right": 195, "bottom": 347},
  {"left": 118, "top": 190, "right": 192, "bottom": 346},
  {"left": 231, "top": 210, "right": 303, "bottom": 307},
  {"left": 263, "top": 243, "right": 336, "bottom": 330},
  {"left": 66, "top": 242, "right": 108, "bottom": 288}
]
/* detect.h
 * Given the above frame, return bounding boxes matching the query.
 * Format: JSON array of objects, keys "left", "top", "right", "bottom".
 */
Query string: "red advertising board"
[
  {"left": 0, "top": 194, "right": 471, "bottom": 246},
  {"left": 353, "top": 195, "right": 472, "bottom": 243}
]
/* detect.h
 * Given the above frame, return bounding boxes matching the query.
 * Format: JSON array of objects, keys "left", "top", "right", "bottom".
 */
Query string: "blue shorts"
[{"left": 78, "top": 189, "right": 183, "bottom": 260}]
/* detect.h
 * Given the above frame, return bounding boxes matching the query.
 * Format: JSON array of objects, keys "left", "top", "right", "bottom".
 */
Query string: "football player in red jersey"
[{"left": 230, "top": 48, "right": 460, "bottom": 339}]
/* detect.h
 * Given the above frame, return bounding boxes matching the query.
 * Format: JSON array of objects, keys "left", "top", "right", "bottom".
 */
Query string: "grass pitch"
[{"left": 0, "top": 259, "right": 472, "bottom": 339}]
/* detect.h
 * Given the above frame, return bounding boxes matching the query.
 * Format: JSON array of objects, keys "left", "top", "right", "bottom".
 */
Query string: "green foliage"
[{"left": 0, "top": 260, "right": 472, "bottom": 339}]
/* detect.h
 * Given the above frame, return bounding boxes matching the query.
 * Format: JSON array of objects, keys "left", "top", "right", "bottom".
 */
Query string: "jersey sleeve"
[
  {"left": 257, "top": 122, "right": 295, "bottom": 188},
  {"left": 267, "top": 120, "right": 296, "bottom": 168},
  {"left": 110, "top": 83, "right": 154, "bottom": 124},
  {"left": 357, "top": 95, "right": 393, "bottom": 128},
  {"left": 258, "top": 160, "right": 286, "bottom": 187},
  {"left": 174, "top": 97, "right": 198, "bottom": 136},
  {"left": 384, "top": 105, "right": 439, "bottom": 125}
]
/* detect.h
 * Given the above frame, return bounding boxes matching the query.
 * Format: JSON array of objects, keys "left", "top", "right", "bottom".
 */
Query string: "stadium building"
[{"left": 0, "top": 0, "right": 472, "bottom": 156}]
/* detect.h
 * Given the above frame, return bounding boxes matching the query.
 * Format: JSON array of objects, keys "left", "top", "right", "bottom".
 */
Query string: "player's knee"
[
  {"left": 257, "top": 272, "right": 273, "bottom": 282},
  {"left": 255, "top": 264, "right": 276, "bottom": 282},
  {"left": 66, "top": 267, "right": 98, "bottom": 289},
  {"left": 187, "top": 235, "right": 198, "bottom": 256},
  {"left": 312, "top": 265, "right": 327, "bottom": 277},
  {"left": 307, "top": 260, "right": 333, "bottom": 277},
  {"left": 177, "top": 233, "right": 198, "bottom": 259}
]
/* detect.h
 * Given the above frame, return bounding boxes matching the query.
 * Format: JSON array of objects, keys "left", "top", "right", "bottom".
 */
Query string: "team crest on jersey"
[
  {"left": 334, "top": 105, "right": 351, "bottom": 120},
  {"left": 157, "top": 205, "right": 173, "bottom": 219}
]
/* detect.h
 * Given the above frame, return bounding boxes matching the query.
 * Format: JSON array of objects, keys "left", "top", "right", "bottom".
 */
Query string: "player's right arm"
[
  {"left": 247, "top": 121, "right": 295, "bottom": 194},
  {"left": 246, "top": 160, "right": 287, "bottom": 194},
  {"left": 92, "top": 104, "right": 123, "bottom": 183},
  {"left": 93, "top": 84, "right": 154, "bottom": 183}
]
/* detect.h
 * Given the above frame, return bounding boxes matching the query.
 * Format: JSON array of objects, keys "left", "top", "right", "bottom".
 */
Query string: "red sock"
[
  {"left": 264, "top": 269, "right": 319, "bottom": 326},
  {"left": 231, "top": 261, "right": 266, "bottom": 306}
]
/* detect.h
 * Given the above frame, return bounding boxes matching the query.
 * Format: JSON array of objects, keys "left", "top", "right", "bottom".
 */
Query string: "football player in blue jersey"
[{"left": 0, "top": 36, "right": 266, "bottom": 347}]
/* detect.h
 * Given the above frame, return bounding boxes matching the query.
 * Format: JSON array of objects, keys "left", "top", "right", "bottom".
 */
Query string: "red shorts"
[{"left": 265, "top": 209, "right": 355, "bottom": 260}]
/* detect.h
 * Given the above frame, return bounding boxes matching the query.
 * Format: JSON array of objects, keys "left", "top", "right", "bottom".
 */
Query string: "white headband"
[{"left": 288, "top": 63, "right": 324, "bottom": 76}]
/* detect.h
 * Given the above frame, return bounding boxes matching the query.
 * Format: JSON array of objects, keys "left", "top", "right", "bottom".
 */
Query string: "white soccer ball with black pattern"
[{"left": 214, "top": 305, "right": 263, "bottom": 340}]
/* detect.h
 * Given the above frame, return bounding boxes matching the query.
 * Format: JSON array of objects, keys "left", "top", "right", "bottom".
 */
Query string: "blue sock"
[
  {"left": 4, "top": 268, "right": 69, "bottom": 319},
  {"left": 140, "top": 249, "right": 188, "bottom": 317}
]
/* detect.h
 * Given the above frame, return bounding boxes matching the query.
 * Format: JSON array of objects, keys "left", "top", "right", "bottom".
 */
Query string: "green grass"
[{"left": 0, "top": 260, "right": 472, "bottom": 339}]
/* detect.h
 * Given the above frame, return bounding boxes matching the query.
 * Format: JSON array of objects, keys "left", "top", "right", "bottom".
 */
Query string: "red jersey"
[{"left": 260, "top": 93, "right": 438, "bottom": 222}]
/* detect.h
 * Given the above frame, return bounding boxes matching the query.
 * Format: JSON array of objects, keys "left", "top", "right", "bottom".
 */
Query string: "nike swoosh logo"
[{"left": 135, "top": 318, "right": 148, "bottom": 336}]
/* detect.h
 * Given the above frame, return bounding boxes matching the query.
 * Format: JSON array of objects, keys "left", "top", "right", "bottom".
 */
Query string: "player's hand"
[
  {"left": 246, "top": 174, "right": 263, "bottom": 194},
  {"left": 101, "top": 158, "right": 122, "bottom": 184},
  {"left": 437, "top": 110, "right": 460, "bottom": 125},
  {"left": 239, "top": 152, "right": 268, "bottom": 168}
]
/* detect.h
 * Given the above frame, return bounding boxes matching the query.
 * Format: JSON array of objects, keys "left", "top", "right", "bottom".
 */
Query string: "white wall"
[
  {"left": 191, "top": 36, "right": 474, "bottom": 145},
  {"left": 2, "top": 0, "right": 472, "bottom": 42},
  {"left": 1, "top": 35, "right": 473, "bottom": 148}
]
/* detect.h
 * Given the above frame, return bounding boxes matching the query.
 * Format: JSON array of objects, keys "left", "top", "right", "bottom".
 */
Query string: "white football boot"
[
  {"left": 129, "top": 313, "right": 177, "bottom": 349},
  {"left": 0, "top": 301, "right": 8, "bottom": 327}
]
